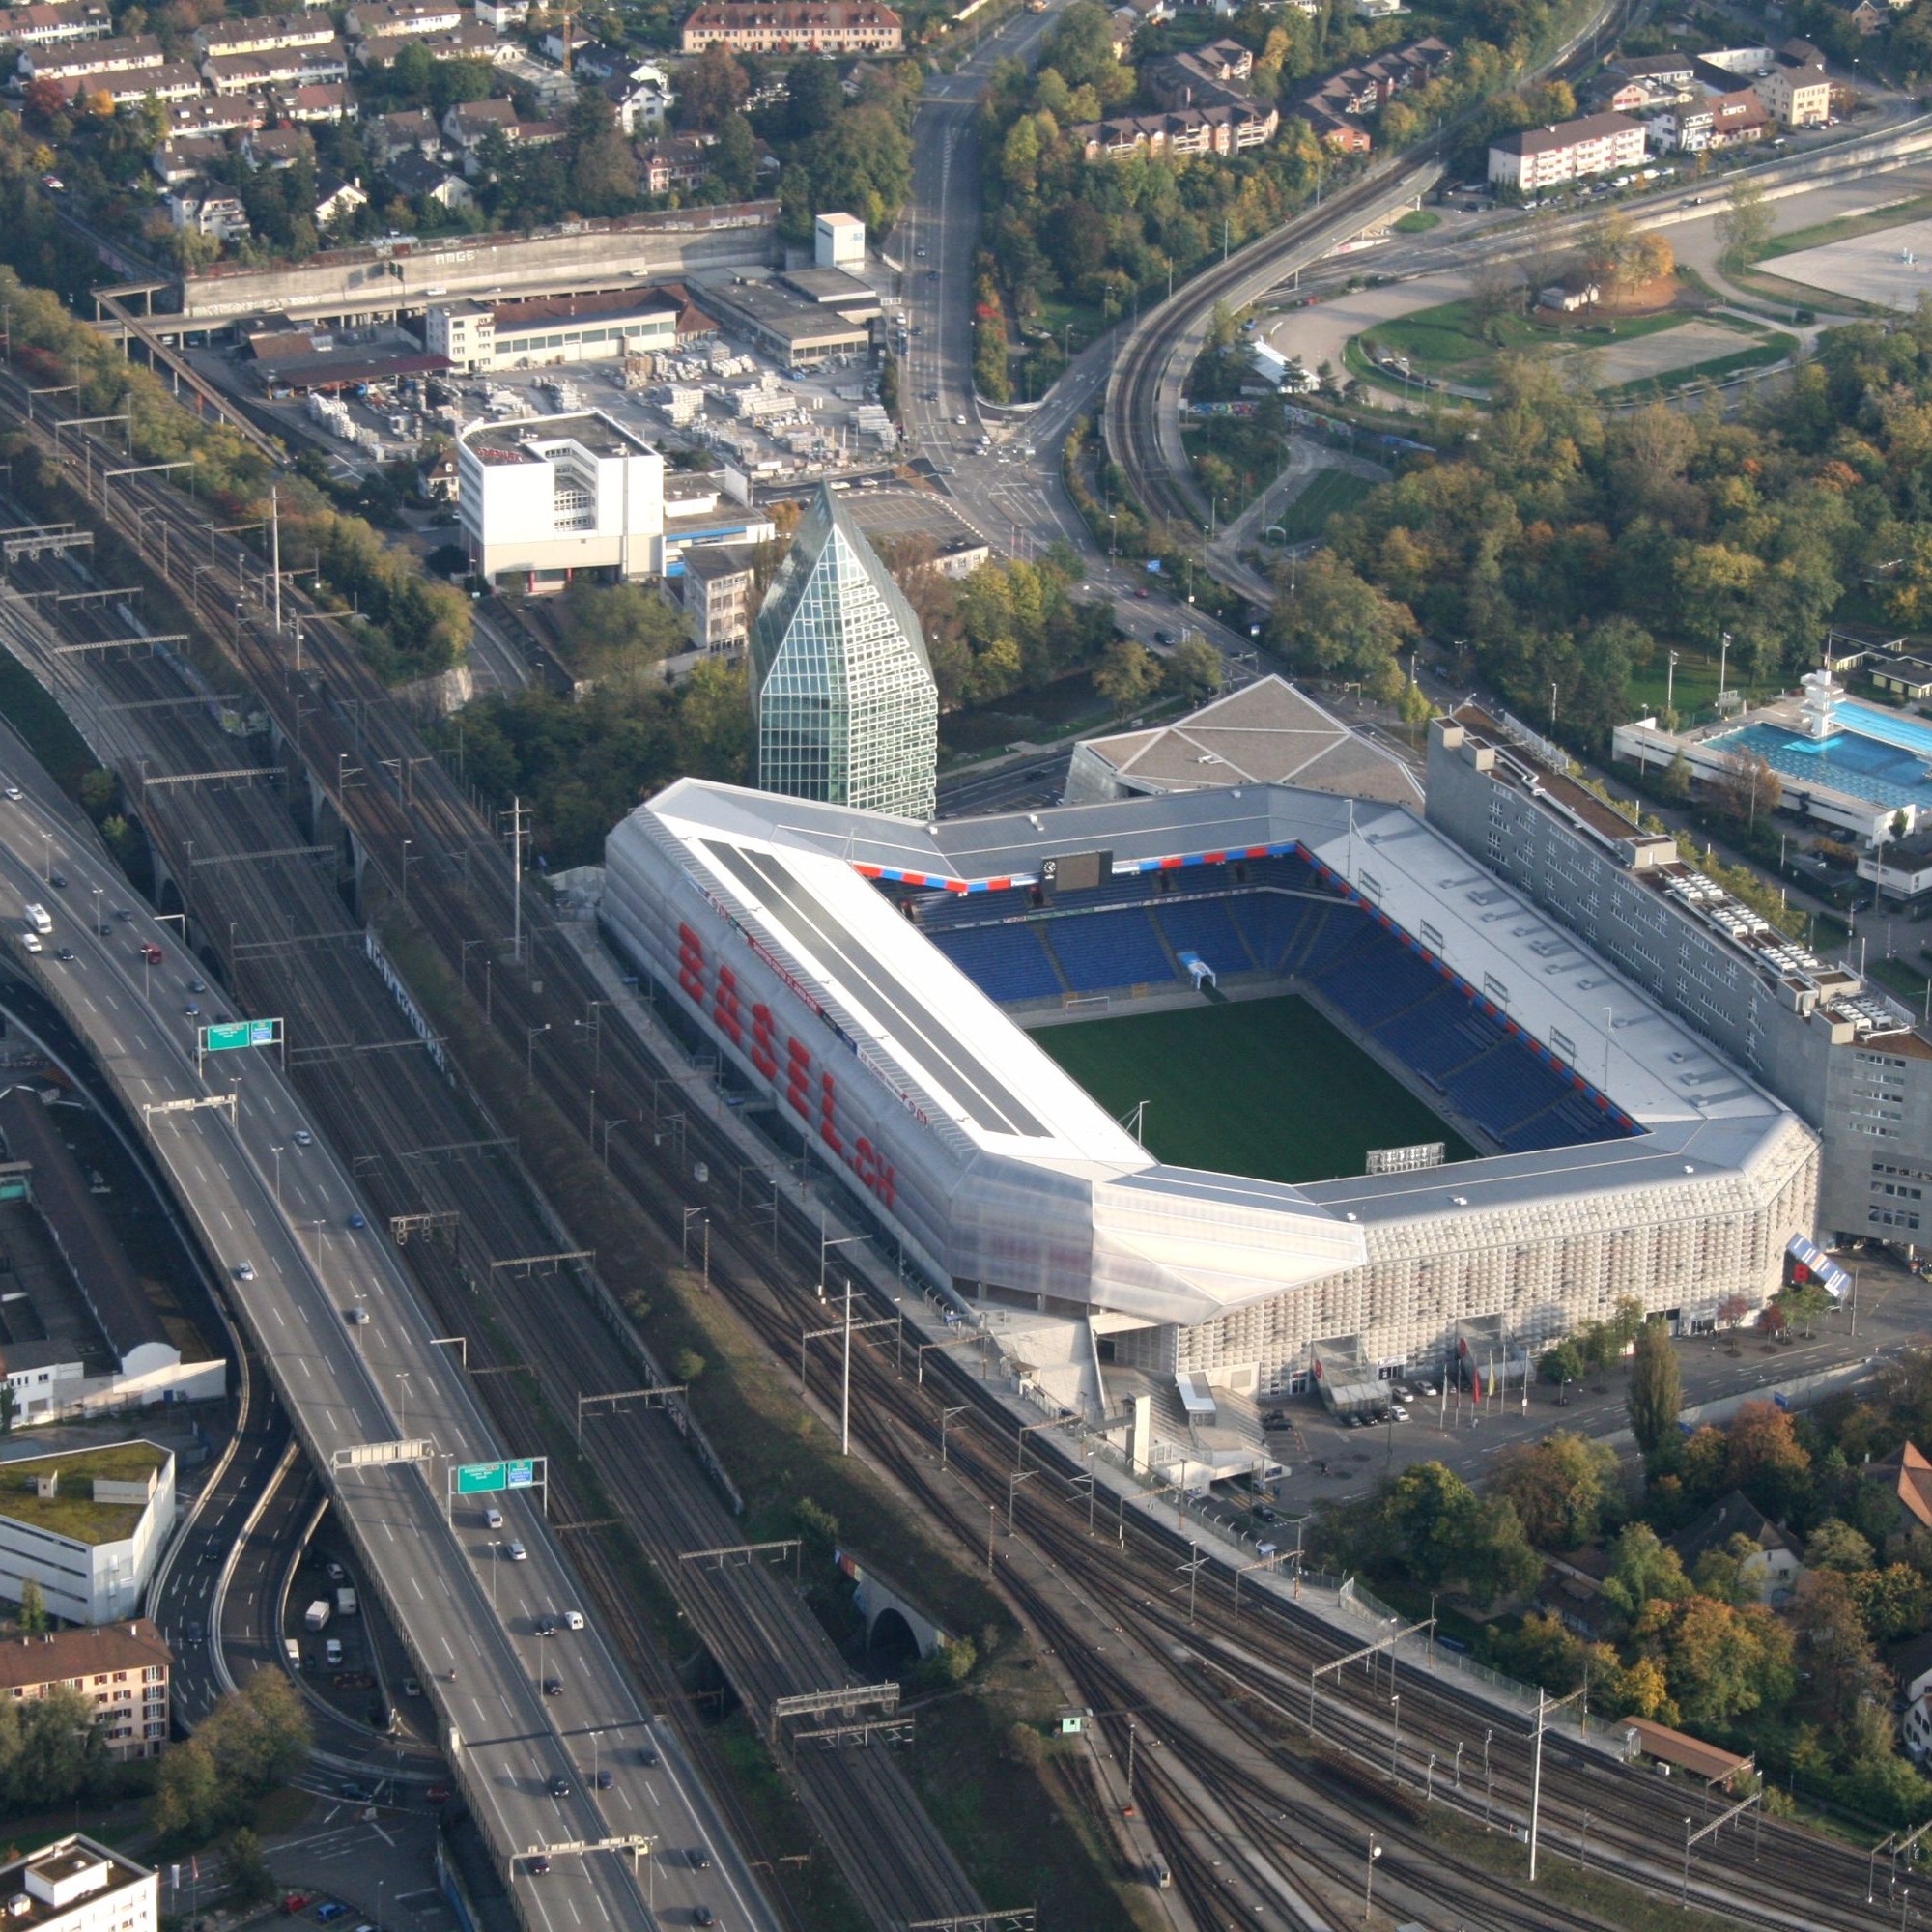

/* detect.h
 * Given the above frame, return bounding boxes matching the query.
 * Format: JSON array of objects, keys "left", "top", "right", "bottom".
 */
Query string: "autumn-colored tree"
[
  {"left": 1791, "top": 1570, "right": 1887, "bottom": 1741},
  {"left": 1636, "top": 1594, "right": 1794, "bottom": 1727},
  {"left": 1488, "top": 1432, "right": 1622, "bottom": 1550},
  {"left": 1724, "top": 1401, "right": 1812, "bottom": 1519}
]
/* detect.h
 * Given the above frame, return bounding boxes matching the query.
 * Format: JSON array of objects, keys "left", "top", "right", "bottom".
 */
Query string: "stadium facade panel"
[{"left": 603, "top": 779, "right": 1819, "bottom": 1403}]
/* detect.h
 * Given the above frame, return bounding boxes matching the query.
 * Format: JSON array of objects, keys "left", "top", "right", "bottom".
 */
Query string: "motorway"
[{"left": 0, "top": 687, "right": 778, "bottom": 1932}]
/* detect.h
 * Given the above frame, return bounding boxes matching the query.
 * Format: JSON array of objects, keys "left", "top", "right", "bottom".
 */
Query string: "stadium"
[{"left": 601, "top": 779, "right": 1819, "bottom": 1436}]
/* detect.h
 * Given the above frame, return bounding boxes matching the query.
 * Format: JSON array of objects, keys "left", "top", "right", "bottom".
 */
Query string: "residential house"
[
  {"left": 1533, "top": 1547, "right": 1618, "bottom": 1640},
  {"left": 679, "top": 2, "right": 904, "bottom": 54},
  {"left": 370, "top": 106, "right": 442, "bottom": 162},
  {"left": 1355, "top": 0, "right": 1406, "bottom": 15},
  {"left": 1148, "top": 38, "right": 1254, "bottom": 107},
  {"left": 0, "top": 1624, "right": 172, "bottom": 1760},
  {"left": 420, "top": 448, "right": 459, "bottom": 502},
  {"left": 1610, "top": 50, "right": 1696, "bottom": 85},
  {"left": 1651, "top": 86, "right": 1768, "bottom": 152},
  {"left": 1109, "top": 7, "right": 1140, "bottom": 56},
  {"left": 1072, "top": 100, "right": 1276, "bottom": 159},
  {"left": 1293, "top": 36, "right": 1450, "bottom": 152},
  {"left": 609, "top": 62, "right": 673, "bottom": 133},
  {"left": 1759, "top": 38, "right": 1831, "bottom": 127},
  {"left": 244, "top": 125, "right": 315, "bottom": 168},
  {"left": 17, "top": 33, "right": 159, "bottom": 79},
  {"left": 345, "top": 0, "right": 465, "bottom": 37},
  {"left": 195, "top": 12, "right": 337, "bottom": 57},
  {"left": 314, "top": 174, "right": 368, "bottom": 227},
  {"left": 441, "top": 95, "right": 518, "bottom": 151},
  {"left": 356, "top": 22, "right": 497, "bottom": 65},
  {"left": 1889, "top": 1630, "right": 1932, "bottom": 1759},
  {"left": 168, "top": 183, "right": 250, "bottom": 241},
  {"left": 1488, "top": 110, "right": 1645, "bottom": 191},
  {"left": 150, "top": 136, "right": 227, "bottom": 185},
  {"left": 1, "top": 3, "right": 112, "bottom": 51},
  {"left": 1826, "top": 0, "right": 1885, "bottom": 34},
  {"left": 386, "top": 149, "right": 474, "bottom": 209},
  {"left": 203, "top": 43, "right": 349, "bottom": 92},
  {"left": 474, "top": 0, "right": 529, "bottom": 30},
  {"left": 275, "top": 82, "right": 355, "bottom": 120},
  {"left": 639, "top": 135, "right": 712, "bottom": 194},
  {"left": 1667, "top": 1492, "right": 1803, "bottom": 1604},
  {"left": 55, "top": 62, "right": 203, "bottom": 104},
  {"left": 1864, "top": 1441, "right": 1932, "bottom": 1543},
  {"left": 169, "top": 97, "right": 267, "bottom": 137}
]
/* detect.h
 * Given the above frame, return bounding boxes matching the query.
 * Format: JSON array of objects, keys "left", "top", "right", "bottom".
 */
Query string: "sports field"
[{"left": 1035, "top": 995, "right": 1473, "bottom": 1185}]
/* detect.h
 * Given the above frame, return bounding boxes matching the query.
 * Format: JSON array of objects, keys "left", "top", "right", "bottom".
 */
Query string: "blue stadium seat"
[
  {"left": 1154, "top": 898, "right": 1252, "bottom": 973},
  {"left": 1043, "top": 910, "right": 1179, "bottom": 992},
  {"left": 928, "top": 923, "right": 1065, "bottom": 1004}
]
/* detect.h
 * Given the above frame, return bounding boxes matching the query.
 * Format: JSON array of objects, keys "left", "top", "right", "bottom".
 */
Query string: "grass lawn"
[
  {"left": 1623, "top": 644, "right": 1756, "bottom": 724},
  {"left": 1594, "top": 330, "right": 1796, "bottom": 402},
  {"left": 1393, "top": 209, "right": 1441, "bottom": 234},
  {"left": 1033, "top": 995, "right": 1474, "bottom": 1183},
  {"left": 1264, "top": 469, "right": 1377, "bottom": 546},
  {"left": 1364, "top": 298, "right": 1690, "bottom": 390}
]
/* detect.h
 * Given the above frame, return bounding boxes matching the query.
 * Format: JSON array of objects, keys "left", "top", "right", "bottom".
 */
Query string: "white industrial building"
[
  {"left": 458, "top": 412, "right": 665, "bottom": 587},
  {"left": 815, "top": 212, "right": 866, "bottom": 270},
  {"left": 0, "top": 1838, "right": 156, "bottom": 1932},
  {"left": 0, "top": 1443, "right": 177, "bottom": 1627},
  {"left": 425, "top": 287, "right": 686, "bottom": 374}
]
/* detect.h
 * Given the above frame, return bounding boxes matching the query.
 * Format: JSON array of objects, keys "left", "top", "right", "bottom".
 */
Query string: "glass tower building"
[{"left": 750, "top": 485, "right": 938, "bottom": 820}]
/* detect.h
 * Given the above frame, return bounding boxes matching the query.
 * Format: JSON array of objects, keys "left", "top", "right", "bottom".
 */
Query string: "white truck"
[
  {"left": 22, "top": 904, "right": 50, "bottom": 936},
  {"left": 303, "top": 1599, "right": 330, "bottom": 1633},
  {"left": 335, "top": 1587, "right": 357, "bottom": 1618}
]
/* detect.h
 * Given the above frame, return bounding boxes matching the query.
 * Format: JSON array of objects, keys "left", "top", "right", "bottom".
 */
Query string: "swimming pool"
[{"left": 1715, "top": 702, "right": 1932, "bottom": 815}]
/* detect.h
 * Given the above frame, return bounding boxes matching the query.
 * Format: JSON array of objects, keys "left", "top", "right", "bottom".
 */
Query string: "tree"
[
  {"left": 1488, "top": 1432, "right": 1621, "bottom": 1549},
  {"left": 1094, "top": 639, "right": 1160, "bottom": 713},
  {"left": 1267, "top": 551, "right": 1415, "bottom": 695},
  {"left": 674, "top": 1349, "right": 706, "bottom": 1383},
  {"left": 678, "top": 43, "right": 749, "bottom": 130},
  {"left": 16, "top": 1577, "right": 47, "bottom": 1635},
  {"left": 785, "top": 57, "right": 844, "bottom": 139},
  {"left": 1162, "top": 637, "right": 1221, "bottom": 704},
  {"left": 1379, "top": 1462, "right": 1538, "bottom": 1602},
  {"left": 1791, "top": 1569, "right": 1887, "bottom": 1740},
  {"left": 1601, "top": 1522, "right": 1690, "bottom": 1620},
  {"left": 1806, "top": 1518, "right": 1876, "bottom": 1574},
  {"left": 1639, "top": 1594, "right": 1793, "bottom": 1727},
  {"left": 224, "top": 1829, "right": 274, "bottom": 1909},
  {"left": 1627, "top": 1320, "right": 1682, "bottom": 1467},
  {"left": 1724, "top": 1400, "right": 1811, "bottom": 1518},
  {"left": 1540, "top": 1338, "right": 1585, "bottom": 1388},
  {"left": 1718, "top": 177, "right": 1773, "bottom": 272},
  {"left": 1708, "top": 746, "right": 1781, "bottom": 829},
  {"left": 1847, "top": 1563, "right": 1931, "bottom": 1643},
  {"left": 711, "top": 113, "right": 759, "bottom": 200}
]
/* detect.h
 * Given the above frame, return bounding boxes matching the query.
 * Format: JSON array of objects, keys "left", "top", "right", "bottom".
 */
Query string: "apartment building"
[
  {"left": 0, "top": 1627, "right": 171, "bottom": 1760},
  {"left": 2, "top": 4, "right": 111, "bottom": 51},
  {"left": 1489, "top": 109, "right": 1645, "bottom": 190},
  {"left": 194, "top": 11, "right": 337, "bottom": 57},
  {"left": 1072, "top": 102, "right": 1276, "bottom": 159},
  {"left": 677, "top": 542, "right": 758, "bottom": 654},
  {"left": 679, "top": 2, "right": 903, "bottom": 53},
  {"left": 0, "top": 1836, "right": 158, "bottom": 1932},
  {"left": 17, "top": 34, "right": 159, "bottom": 79}
]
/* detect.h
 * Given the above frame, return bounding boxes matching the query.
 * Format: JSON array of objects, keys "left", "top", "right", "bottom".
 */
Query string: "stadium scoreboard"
[{"left": 1041, "top": 849, "right": 1113, "bottom": 895}]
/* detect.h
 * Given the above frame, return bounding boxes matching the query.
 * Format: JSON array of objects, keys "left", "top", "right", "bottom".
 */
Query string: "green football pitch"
[{"left": 1033, "top": 995, "right": 1474, "bottom": 1185}]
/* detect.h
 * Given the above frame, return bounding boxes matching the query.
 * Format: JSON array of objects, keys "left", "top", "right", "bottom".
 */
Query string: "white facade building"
[
  {"left": 458, "top": 412, "right": 665, "bottom": 588},
  {"left": 815, "top": 212, "right": 866, "bottom": 270},
  {"left": 0, "top": 1838, "right": 156, "bottom": 1932},
  {"left": 0, "top": 1444, "right": 176, "bottom": 1627},
  {"left": 1489, "top": 110, "right": 1645, "bottom": 191}
]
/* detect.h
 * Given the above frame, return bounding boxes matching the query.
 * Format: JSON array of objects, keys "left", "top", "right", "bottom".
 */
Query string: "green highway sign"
[
  {"left": 456, "top": 1462, "right": 506, "bottom": 1494},
  {"left": 204, "top": 1016, "right": 283, "bottom": 1054}
]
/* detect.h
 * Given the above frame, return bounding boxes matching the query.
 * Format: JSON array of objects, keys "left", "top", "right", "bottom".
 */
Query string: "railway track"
[
  {"left": 0, "top": 526, "right": 978, "bottom": 1932},
  {"left": 1, "top": 375, "right": 1915, "bottom": 1931}
]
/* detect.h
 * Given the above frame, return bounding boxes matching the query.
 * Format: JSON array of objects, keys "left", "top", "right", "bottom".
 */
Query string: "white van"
[
  {"left": 22, "top": 903, "right": 50, "bottom": 935},
  {"left": 484, "top": 1507, "right": 503, "bottom": 1529}
]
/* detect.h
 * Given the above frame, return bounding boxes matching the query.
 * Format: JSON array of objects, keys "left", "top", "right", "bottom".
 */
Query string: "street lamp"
[
  {"left": 526, "top": 1021, "right": 550, "bottom": 1093},
  {"left": 270, "top": 1144, "right": 283, "bottom": 1208},
  {"left": 1364, "top": 1837, "right": 1381, "bottom": 1923},
  {"left": 395, "top": 1372, "right": 411, "bottom": 1438}
]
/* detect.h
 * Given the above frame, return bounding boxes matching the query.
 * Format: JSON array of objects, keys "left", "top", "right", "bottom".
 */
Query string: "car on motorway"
[
  {"left": 114, "top": 907, "right": 130, "bottom": 922},
  {"left": 403, "top": 1677, "right": 422, "bottom": 1698},
  {"left": 595, "top": 1768, "right": 612, "bottom": 1790},
  {"left": 639, "top": 1744, "right": 658, "bottom": 1766},
  {"left": 186, "top": 1618, "right": 205, "bottom": 1645},
  {"left": 1, "top": 786, "right": 19, "bottom": 802},
  {"left": 140, "top": 942, "right": 162, "bottom": 965},
  {"left": 690, "top": 1849, "right": 711, "bottom": 1870},
  {"left": 924, "top": 269, "right": 938, "bottom": 281},
  {"left": 543, "top": 1677, "right": 563, "bottom": 1697},
  {"left": 484, "top": 1506, "right": 503, "bottom": 1529},
  {"left": 293, "top": 1128, "right": 313, "bottom": 1146},
  {"left": 184, "top": 1003, "right": 200, "bottom": 1017},
  {"left": 236, "top": 1260, "right": 255, "bottom": 1281},
  {"left": 1133, "top": 586, "right": 1151, "bottom": 599},
  {"left": 21, "top": 934, "right": 41, "bottom": 954},
  {"left": 325, "top": 1638, "right": 344, "bottom": 1667},
  {"left": 915, "top": 245, "right": 927, "bottom": 258},
  {"left": 953, "top": 413, "right": 966, "bottom": 424},
  {"left": 338, "top": 1782, "right": 372, "bottom": 1804},
  {"left": 694, "top": 1909, "right": 715, "bottom": 1927},
  {"left": 347, "top": 1212, "right": 365, "bottom": 1230},
  {"left": 506, "top": 1540, "right": 527, "bottom": 1561},
  {"left": 549, "top": 1775, "right": 571, "bottom": 1798},
  {"left": 535, "top": 1614, "right": 556, "bottom": 1636},
  {"left": 1153, "top": 629, "right": 1176, "bottom": 646},
  {"left": 563, "top": 1609, "right": 584, "bottom": 1631},
  {"left": 47, "top": 873, "right": 65, "bottom": 891},
  {"left": 425, "top": 1786, "right": 450, "bottom": 1804},
  {"left": 346, "top": 1306, "right": 369, "bottom": 1325},
  {"left": 54, "top": 947, "right": 72, "bottom": 962},
  {"left": 526, "top": 1856, "right": 551, "bottom": 1877},
  {"left": 188, "top": 979, "right": 206, "bottom": 994}
]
